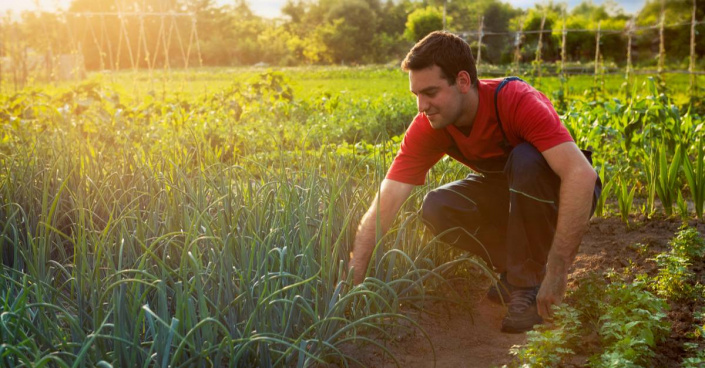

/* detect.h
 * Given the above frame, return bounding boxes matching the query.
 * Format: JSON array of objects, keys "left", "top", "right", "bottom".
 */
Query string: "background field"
[{"left": 1, "top": 66, "right": 705, "bottom": 367}]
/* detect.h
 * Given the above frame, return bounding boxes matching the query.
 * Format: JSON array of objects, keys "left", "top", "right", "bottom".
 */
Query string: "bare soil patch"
[{"left": 342, "top": 217, "right": 705, "bottom": 367}]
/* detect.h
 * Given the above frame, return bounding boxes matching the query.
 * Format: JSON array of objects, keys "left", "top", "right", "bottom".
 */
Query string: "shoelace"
[{"left": 508, "top": 288, "right": 537, "bottom": 313}]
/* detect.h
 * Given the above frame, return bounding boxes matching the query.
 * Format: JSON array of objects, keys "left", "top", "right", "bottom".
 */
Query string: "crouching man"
[{"left": 349, "top": 31, "right": 601, "bottom": 333}]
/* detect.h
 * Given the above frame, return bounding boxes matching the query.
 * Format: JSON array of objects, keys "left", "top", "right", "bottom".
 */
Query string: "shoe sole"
[{"left": 501, "top": 315, "right": 543, "bottom": 333}]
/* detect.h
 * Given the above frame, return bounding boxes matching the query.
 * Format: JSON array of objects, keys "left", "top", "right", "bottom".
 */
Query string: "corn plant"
[
  {"left": 617, "top": 179, "right": 637, "bottom": 224},
  {"left": 644, "top": 146, "right": 659, "bottom": 217},
  {"left": 654, "top": 142, "right": 683, "bottom": 217},
  {"left": 683, "top": 136, "right": 705, "bottom": 220},
  {"left": 594, "top": 164, "right": 613, "bottom": 218},
  {"left": 677, "top": 189, "right": 690, "bottom": 220}
]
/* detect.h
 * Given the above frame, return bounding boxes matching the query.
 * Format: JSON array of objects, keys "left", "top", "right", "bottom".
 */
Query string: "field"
[{"left": 1, "top": 66, "right": 705, "bottom": 367}]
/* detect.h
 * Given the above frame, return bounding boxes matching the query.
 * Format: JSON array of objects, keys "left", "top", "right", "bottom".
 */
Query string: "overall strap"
[{"left": 493, "top": 76, "right": 525, "bottom": 152}]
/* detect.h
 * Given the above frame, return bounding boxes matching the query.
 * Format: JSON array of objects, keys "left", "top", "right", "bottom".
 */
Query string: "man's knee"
[
  {"left": 505, "top": 143, "right": 558, "bottom": 190},
  {"left": 421, "top": 190, "right": 446, "bottom": 230}
]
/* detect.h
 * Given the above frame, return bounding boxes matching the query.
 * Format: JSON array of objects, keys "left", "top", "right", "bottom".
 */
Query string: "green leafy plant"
[
  {"left": 670, "top": 226, "right": 705, "bottom": 260},
  {"left": 651, "top": 252, "right": 695, "bottom": 300},
  {"left": 590, "top": 277, "right": 670, "bottom": 367},
  {"left": 617, "top": 179, "right": 637, "bottom": 224},
  {"left": 654, "top": 142, "right": 683, "bottom": 217},
  {"left": 511, "top": 272, "right": 669, "bottom": 368},
  {"left": 594, "top": 164, "right": 613, "bottom": 217},
  {"left": 510, "top": 306, "right": 582, "bottom": 366},
  {"left": 651, "top": 226, "right": 705, "bottom": 301},
  {"left": 683, "top": 137, "right": 705, "bottom": 220}
]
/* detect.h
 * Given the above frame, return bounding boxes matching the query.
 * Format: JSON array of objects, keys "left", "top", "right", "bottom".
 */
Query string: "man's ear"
[{"left": 456, "top": 71, "right": 472, "bottom": 93}]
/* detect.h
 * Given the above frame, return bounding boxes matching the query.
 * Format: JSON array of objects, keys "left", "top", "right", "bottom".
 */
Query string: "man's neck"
[{"left": 454, "top": 84, "right": 479, "bottom": 131}]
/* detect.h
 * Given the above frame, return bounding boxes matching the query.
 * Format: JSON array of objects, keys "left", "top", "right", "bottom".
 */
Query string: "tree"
[
  {"left": 481, "top": 2, "right": 521, "bottom": 64},
  {"left": 404, "top": 6, "right": 444, "bottom": 42},
  {"left": 517, "top": 5, "right": 561, "bottom": 62},
  {"left": 324, "top": 0, "right": 378, "bottom": 63}
]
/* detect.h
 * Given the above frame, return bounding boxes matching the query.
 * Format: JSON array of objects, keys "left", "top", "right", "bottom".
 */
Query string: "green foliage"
[
  {"left": 4, "top": 0, "right": 705, "bottom": 76},
  {"left": 682, "top": 309, "right": 705, "bottom": 366},
  {"left": 1, "top": 65, "right": 705, "bottom": 367},
  {"left": 654, "top": 142, "right": 683, "bottom": 217},
  {"left": 511, "top": 273, "right": 669, "bottom": 368},
  {"left": 670, "top": 226, "right": 705, "bottom": 260},
  {"left": 404, "top": 7, "right": 444, "bottom": 42},
  {"left": 683, "top": 136, "right": 705, "bottom": 220},
  {"left": 594, "top": 164, "right": 613, "bottom": 217},
  {"left": 593, "top": 276, "right": 670, "bottom": 367},
  {"left": 0, "top": 68, "right": 493, "bottom": 366},
  {"left": 652, "top": 252, "right": 696, "bottom": 300},
  {"left": 510, "top": 306, "right": 582, "bottom": 366},
  {"left": 617, "top": 179, "right": 637, "bottom": 224},
  {"left": 651, "top": 226, "right": 705, "bottom": 301}
]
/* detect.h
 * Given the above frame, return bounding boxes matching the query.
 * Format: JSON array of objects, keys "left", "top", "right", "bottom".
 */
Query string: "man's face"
[{"left": 409, "top": 65, "right": 464, "bottom": 129}]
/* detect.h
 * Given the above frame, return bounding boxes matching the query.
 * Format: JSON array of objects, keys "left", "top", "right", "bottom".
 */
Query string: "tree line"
[{"left": 1, "top": 0, "right": 703, "bottom": 71}]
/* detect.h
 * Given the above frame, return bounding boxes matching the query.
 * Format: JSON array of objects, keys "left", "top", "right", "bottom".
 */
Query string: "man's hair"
[{"left": 401, "top": 31, "right": 478, "bottom": 86}]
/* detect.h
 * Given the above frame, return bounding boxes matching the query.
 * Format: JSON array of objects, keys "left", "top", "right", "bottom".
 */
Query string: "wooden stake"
[
  {"left": 658, "top": 0, "right": 665, "bottom": 78},
  {"left": 594, "top": 20, "right": 601, "bottom": 91},
  {"left": 689, "top": 0, "right": 697, "bottom": 101},
  {"left": 476, "top": 16, "right": 484, "bottom": 69},
  {"left": 534, "top": 13, "right": 546, "bottom": 79},
  {"left": 626, "top": 18, "right": 634, "bottom": 101},
  {"left": 514, "top": 18, "right": 524, "bottom": 75},
  {"left": 561, "top": 10, "right": 567, "bottom": 80}
]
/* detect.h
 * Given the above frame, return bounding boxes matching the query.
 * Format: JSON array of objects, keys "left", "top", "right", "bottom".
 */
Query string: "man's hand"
[
  {"left": 536, "top": 269, "right": 568, "bottom": 320},
  {"left": 350, "top": 179, "right": 415, "bottom": 284},
  {"left": 537, "top": 142, "right": 597, "bottom": 320}
]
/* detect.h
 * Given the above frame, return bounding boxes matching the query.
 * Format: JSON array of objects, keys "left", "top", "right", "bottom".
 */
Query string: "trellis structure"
[
  {"left": 458, "top": 1, "right": 704, "bottom": 101},
  {"left": 70, "top": 10, "right": 203, "bottom": 72},
  {"left": 0, "top": 5, "right": 203, "bottom": 91}
]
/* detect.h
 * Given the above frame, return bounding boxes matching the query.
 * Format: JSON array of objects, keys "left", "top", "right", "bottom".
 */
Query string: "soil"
[{"left": 339, "top": 217, "right": 705, "bottom": 368}]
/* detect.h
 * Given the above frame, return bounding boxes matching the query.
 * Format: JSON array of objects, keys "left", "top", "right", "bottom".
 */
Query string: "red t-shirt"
[{"left": 386, "top": 78, "right": 574, "bottom": 185}]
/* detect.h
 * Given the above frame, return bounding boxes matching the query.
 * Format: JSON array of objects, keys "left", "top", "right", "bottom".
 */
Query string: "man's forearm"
[
  {"left": 350, "top": 210, "right": 379, "bottom": 284},
  {"left": 349, "top": 179, "right": 415, "bottom": 284},
  {"left": 546, "top": 168, "right": 597, "bottom": 275}
]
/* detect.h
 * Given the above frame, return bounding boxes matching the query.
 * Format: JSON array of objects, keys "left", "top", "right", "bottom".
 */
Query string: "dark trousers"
[{"left": 421, "top": 143, "right": 600, "bottom": 288}]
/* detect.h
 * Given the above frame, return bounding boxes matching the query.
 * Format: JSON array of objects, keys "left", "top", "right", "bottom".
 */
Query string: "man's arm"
[
  {"left": 537, "top": 141, "right": 598, "bottom": 318},
  {"left": 350, "top": 179, "right": 415, "bottom": 284}
]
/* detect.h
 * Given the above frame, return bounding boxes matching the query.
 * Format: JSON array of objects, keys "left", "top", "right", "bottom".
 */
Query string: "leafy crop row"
[{"left": 511, "top": 226, "right": 705, "bottom": 367}]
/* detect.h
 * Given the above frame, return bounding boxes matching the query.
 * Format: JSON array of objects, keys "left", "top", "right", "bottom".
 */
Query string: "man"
[{"left": 349, "top": 31, "right": 601, "bottom": 333}]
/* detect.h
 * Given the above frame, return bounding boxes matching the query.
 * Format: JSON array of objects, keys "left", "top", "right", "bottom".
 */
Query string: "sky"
[{"left": 0, "top": 0, "right": 647, "bottom": 18}]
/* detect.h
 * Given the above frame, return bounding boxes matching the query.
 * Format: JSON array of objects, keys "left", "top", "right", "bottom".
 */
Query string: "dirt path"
[
  {"left": 342, "top": 296, "right": 527, "bottom": 368},
  {"left": 345, "top": 217, "right": 705, "bottom": 368}
]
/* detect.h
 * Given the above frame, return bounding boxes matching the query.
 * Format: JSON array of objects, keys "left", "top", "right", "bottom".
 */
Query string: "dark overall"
[{"left": 421, "top": 77, "right": 602, "bottom": 288}]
